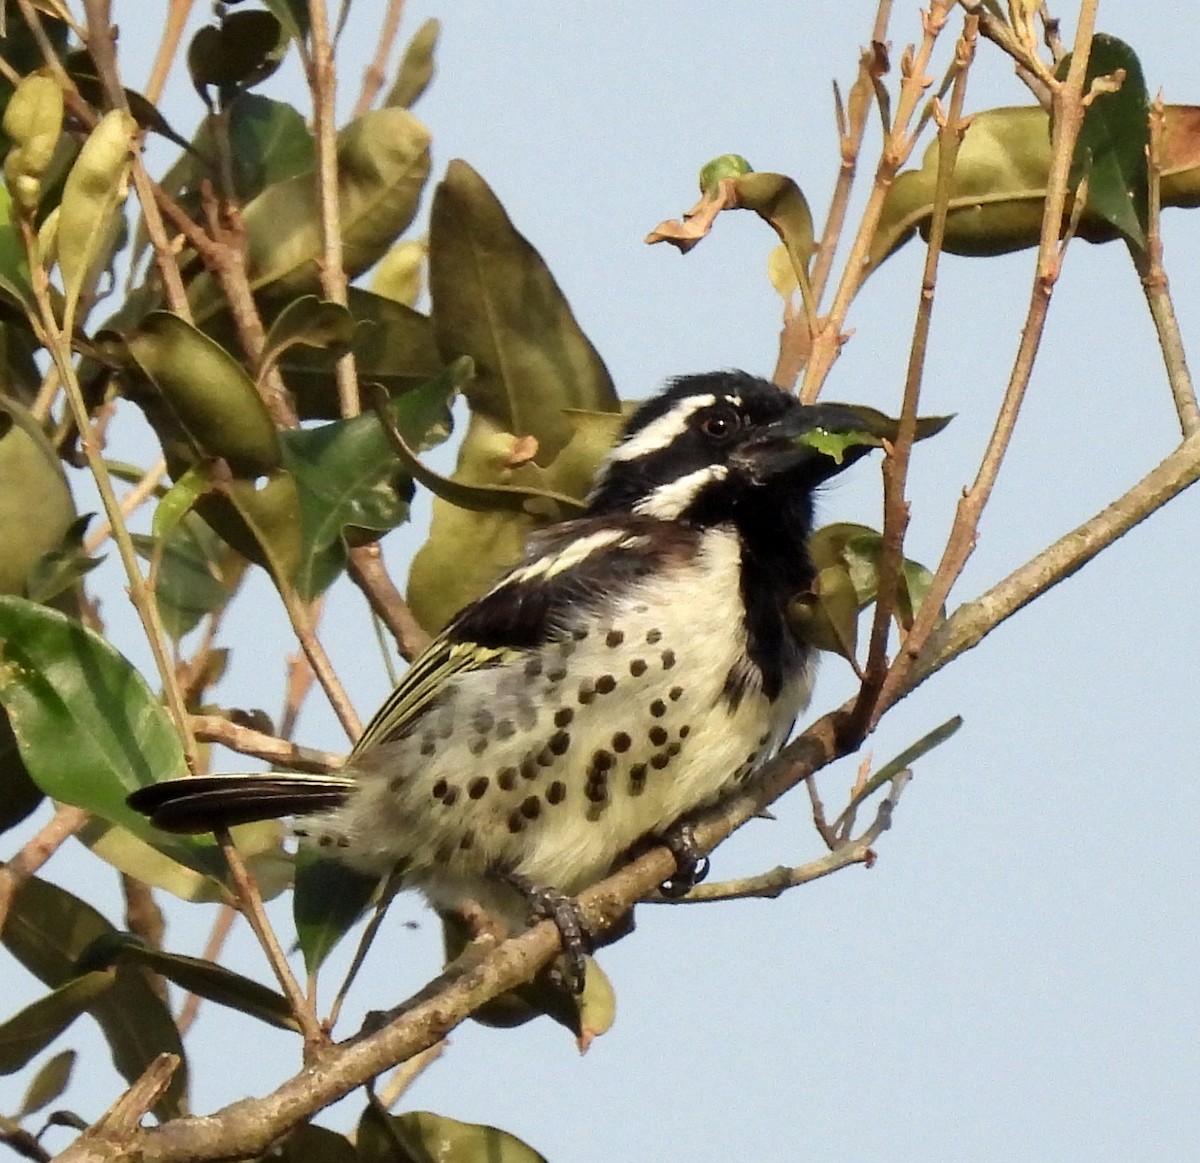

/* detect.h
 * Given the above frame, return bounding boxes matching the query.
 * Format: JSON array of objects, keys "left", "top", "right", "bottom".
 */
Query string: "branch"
[
  {"left": 653, "top": 771, "right": 910, "bottom": 904},
  {"left": 190, "top": 714, "right": 343, "bottom": 772},
  {"left": 0, "top": 803, "right": 89, "bottom": 932}
]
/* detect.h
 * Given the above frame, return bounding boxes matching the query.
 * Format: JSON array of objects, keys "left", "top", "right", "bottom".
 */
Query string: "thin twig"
[
  {"left": 84, "top": 457, "right": 167, "bottom": 554},
  {"left": 872, "top": 0, "right": 1100, "bottom": 724},
  {"left": 1133, "top": 96, "right": 1200, "bottom": 437},
  {"left": 655, "top": 771, "right": 910, "bottom": 904},
  {"left": 801, "top": 0, "right": 957, "bottom": 402},
  {"left": 215, "top": 829, "right": 327, "bottom": 1052},
  {"left": 376, "top": 1041, "right": 445, "bottom": 1111},
  {"left": 0, "top": 804, "right": 90, "bottom": 932},
  {"left": 143, "top": 0, "right": 196, "bottom": 104},
  {"left": 851, "top": 17, "right": 977, "bottom": 734},
  {"left": 302, "top": 0, "right": 361, "bottom": 418},
  {"left": 177, "top": 906, "right": 238, "bottom": 1035},
  {"left": 353, "top": 0, "right": 406, "bottom": 117},
  {"left": 190, "top": 714, "right": 343, "bottom": 772},
  {"left": 348, "top": 542, "right": 432, "bottom": 661}
]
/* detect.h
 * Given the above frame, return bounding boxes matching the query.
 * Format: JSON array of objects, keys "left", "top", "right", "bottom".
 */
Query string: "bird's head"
[{"left": 586, "top": 371, "right": 945, "bottom": 523}]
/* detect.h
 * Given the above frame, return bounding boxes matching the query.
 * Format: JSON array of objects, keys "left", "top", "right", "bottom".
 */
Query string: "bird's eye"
[{"left": 699, "top": 408, "right": 740, "bottom": 441}]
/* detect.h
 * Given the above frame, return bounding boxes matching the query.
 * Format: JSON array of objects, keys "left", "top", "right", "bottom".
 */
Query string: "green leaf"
[
  {"left": 428, "top": 159, "right": 618, "bottom": 462},
  {"left": 0, "top": 708, "right": 43, "bottom": 833},
  {"left": 132, "top": 515, "right": 244, "bottom": 640},
  {"left": 293, "top": 851, "right": 380, "bottom": 976},
  {"left": 16, "top": 1049, "right": 75, "bottom": 1118},
  {"left": 187, "top": 10, "right": 284, "bottom": 106},
  {"left": 842, "top": 715, "right": 963, "bottom": 818},
  {"left": 0, "top": 397, "right": 77, "bottom": 597},
  {"left": 121, "top": 311, "right": 283, "bottom": 478},
  {"left": 387, "top": 18, "right": 440, "bottom": 109},
  {"left": 273, "top": 1123, "right": 358, "bottom": 1162},
  {"left": 0, "top": 972, "right": 114, "bottom": 1074},
  {"left": 357, "top": 1105, "right": 548, "bottom": 1163},
  {"left": 23, "top": 513, "right": 103, "bottom": 607},
  {"left": 282, "top": 371, "right": 456, "bottom": 600},
  {"left": 1, "top": 875, "right": 188, "bottom": 1119},
  {"left": 75, "top": 932, "right": 299, "bottom": 1033},
  {"left": 732, "top": 171, "right": 816, "bottom": 280},
  {"left": 0, "top": 595, "right": 275, "bottom": 893},
  {"left": 187, "top": 108, "right": 432, "bottom": 319},
  {"left": 259, "top": 296, "right": 356, "bottom": 388},
  {"left": 133, "top": 94, "right": 315, "bottom": 272},
  {"left": 0, "top": 183, "right": 34, "bottom": 310},
  {"left": 698, "top": 153, "right": 753, "bottom": 195},
  {"left": 56, "top": 109, "right": 136, "bottom": 320},
  {"left": 1057, "top": 33, "right": 1150, "bottom": 248}
]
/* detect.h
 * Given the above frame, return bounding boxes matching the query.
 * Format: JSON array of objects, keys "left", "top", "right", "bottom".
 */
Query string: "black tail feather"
[{"left": 128, "top": 774, "right": 354, "bottom": 834}]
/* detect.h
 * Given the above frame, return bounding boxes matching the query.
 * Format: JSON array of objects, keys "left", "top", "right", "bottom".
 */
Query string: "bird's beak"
[{"left": 732, "top": 403, "right": 951, "bottom": 484}]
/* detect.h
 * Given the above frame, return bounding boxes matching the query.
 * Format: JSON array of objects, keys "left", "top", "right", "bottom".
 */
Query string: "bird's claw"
[{"left": 659, "top": 822, "right": 710, "bottom": 898}]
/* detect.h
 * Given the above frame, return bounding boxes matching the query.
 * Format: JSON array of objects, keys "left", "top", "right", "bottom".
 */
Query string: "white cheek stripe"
[
  {"left": 634, "top": 464, "right": 729, "bottom": 519},
  {"left": 607, "top": 393, "right": 716, "bottom": 462}
]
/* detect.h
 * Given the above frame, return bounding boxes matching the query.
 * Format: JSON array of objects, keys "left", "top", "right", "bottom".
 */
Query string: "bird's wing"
[
  {"left": 352, "top": 634, "right": 519, "bottom": 754},
  {"left": 355, "top": 518, "right": 698, "bottom": 755}
]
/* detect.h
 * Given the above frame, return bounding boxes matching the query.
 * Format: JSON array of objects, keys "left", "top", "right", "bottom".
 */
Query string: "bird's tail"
[{"left": 127, "top": 773, "right": 355, "bottom": 834}]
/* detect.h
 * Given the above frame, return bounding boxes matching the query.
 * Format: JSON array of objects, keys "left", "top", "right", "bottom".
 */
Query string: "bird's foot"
[
  {"left": 658, "top": 822, "right": 710, "bottom": 898},
  {"left": 502, "top": 872, "right": 592, "bottom": 993}
]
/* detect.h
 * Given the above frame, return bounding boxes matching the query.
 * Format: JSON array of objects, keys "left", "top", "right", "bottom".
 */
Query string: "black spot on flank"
[
  {"left": 436, "top": 719, "right": 454, "bottom": 740},
  {"left": 629, "top": 658, "right": 648, "bottom": 677},
  {"left": 419, "top": 736, "right": 437, "bottom": 757},
  {"left": 536, "top": 745, "right": 556, "bottom": 767},
  {"left": 758, "top": 732, "right": 771, "bottom": 747},
  {"left": 612, "top": 731, "right": 632, "bottom": 753},
  {"left": 520, "top": 795, "right": 541, "bottom": 820},
  {"left": 650, "top": 752, "right": 671, "bottom": 770},
  {"left": 294, "top": 828, "right": 309, "bottom": 837},
  {"left": 589, "top": 750, "right": 616, "bottom": 775},
  {"left": 497, "top": 766, "right": 518, "bottom": 791},
  {"left": 336, "top": 836, "right": 350, "bottom": 848},
  {"left": 648, "top": 726, "right": 669, "bottom": 747},
  {"left": 650, "top": 699, "right": 667, "bottom": 718},
  {"left": 548, "top": 730, "right": 571, "bottom": 756},
  {"left": 524, "top": 657, "right": 543, "bottom": 679},
  {"left": 435, "top": 842, "right": 453, "bottom": 864},
  {"left": 441, "top": 785, "right": 460, "bottom": 807},
  {"left": 468, "top": 736, "right": 488, "bottom": 756},
  {"left": 572, "top": 626, "right": 589, "bottom": 640},
  {"left": 459, "top": 830, "right": 475, "bottom": 850},
  {"left": 585, "top": 775, "right": 609, "bottom": 803},
  {"left": 515, "top": 699, "right": 537, "bottom": 730},
  {"left": 472, "top": 709, "right": 494, "bottom": 733},
  {"left": 661, "top": 649, "right": 677, "bottom": 669},
  {"left": 678, "top": 724, "right": 691, "bottom": 738},
  {"left": 547, "top": 780, "right": 567, "bottom": 804},
  {"left": 667, "top": 742, "right": 682, "bottom": 757},
  {"left": 646, "top": 628, "right": 663, "bottom": 644},
  {"left": 389, "top": 775, "right": 406, "bottom": 792},
  {"left": 468, "top": 776, "right": 489, "bottom": 799},
  {"left": 520, "top": 754, "right": 539, "bottom": 780},
  {"left": 606, "top": 629, "right": 625, "bottom": 647},
  {"left": 546, "top": 665, "right": 567, "bottom": 683},
  {"left": 495, "top": 719, "right": 517, "bottom": 740},
  {"left": 554, "top": 707, "right": 574, "bottom": 728},
  {"left": 507, "top": 811, "right": 526, "bottom": 834},
  {"left": 629, "top": 764, "right": 647, "bottom": 794},
  {"left": 431, "top": 778, "right": 448, "bottom": 800},
  {"left": 318, "top": 834, "right": 334, "bottom": 847},
  {"left": 595, "top": 674, "right": 617, "bottom": 695},
  {"left": 577, "top": 679, "right": 596, "bottom": 705},
  {"left": 669, "top": 686, "right": 684, "bottom": 701}
]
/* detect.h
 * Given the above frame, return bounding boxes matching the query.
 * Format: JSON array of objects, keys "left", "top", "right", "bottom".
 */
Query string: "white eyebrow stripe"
[
  {"left": 607, "top": 393, "right": 717, "bottom": 461},
  {"left": 633, "top": 464, "right": 729, "bottom": 519}
]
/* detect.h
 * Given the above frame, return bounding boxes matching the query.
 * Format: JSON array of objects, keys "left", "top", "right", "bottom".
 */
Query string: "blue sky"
[{"left": 7, "top": 4, "right": 1200, "bottom": 1160}]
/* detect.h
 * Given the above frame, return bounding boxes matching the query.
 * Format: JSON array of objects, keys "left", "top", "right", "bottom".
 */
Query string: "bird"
[{"left": 130, "top": 370, "right": 907, "bottom": 988}]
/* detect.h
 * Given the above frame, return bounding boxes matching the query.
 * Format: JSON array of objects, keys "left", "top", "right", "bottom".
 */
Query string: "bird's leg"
[
  {"left": 501, "top": 872, "right": 592, "bottom": 993},
  {"left": 658, "top": 821, "right": 710, "bottom": 898}
]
